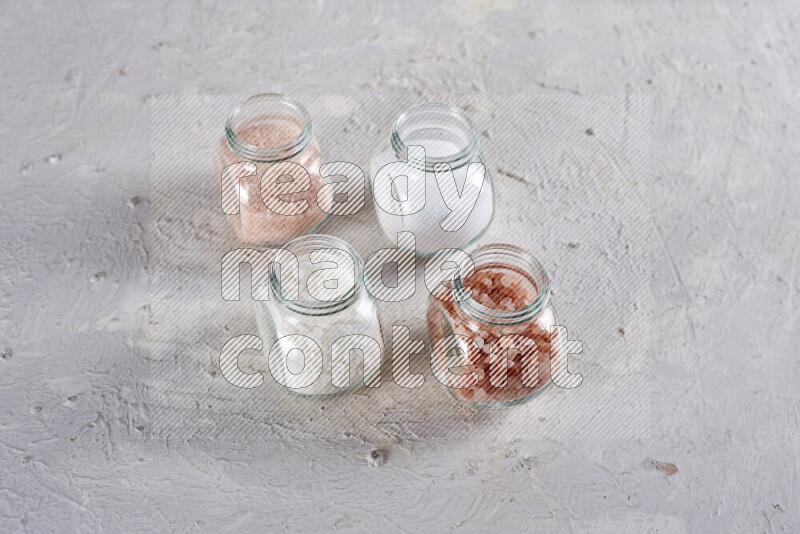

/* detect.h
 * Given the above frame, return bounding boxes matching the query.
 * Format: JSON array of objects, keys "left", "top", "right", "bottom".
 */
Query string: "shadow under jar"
[
  {"left": 427, "top": 244, "right": 560, "bottom": 407},
  {"left": 369, "top": 103, "right": 495, "bottom": 256},
  {"left": 214, "top": 94, "right": 332, "bottom": 245},
  {"left": 254, "top": 234, "right": 384, "bottom": 399}
]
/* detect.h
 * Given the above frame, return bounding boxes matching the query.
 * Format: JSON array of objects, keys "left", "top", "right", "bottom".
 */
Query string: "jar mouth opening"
[
  {"left": 225, "top": 93, "right": 313, "bottom": 162},
  {"left": 270, "top": 234, "right": 365, "bottom": 316},
  {"left": 391, "top": 103, "right": 479, "bottom": 171},
  {"left": 453, "top": 244, "right": 550, "bottom": 325}
]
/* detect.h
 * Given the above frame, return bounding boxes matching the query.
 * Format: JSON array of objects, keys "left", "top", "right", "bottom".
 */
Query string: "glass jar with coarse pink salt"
[
  {"left": 213, "top": 94, "right": 333, "bottom": 245},
  {"left": 426, "top": 244, "right": 561, "bottom": 407}
]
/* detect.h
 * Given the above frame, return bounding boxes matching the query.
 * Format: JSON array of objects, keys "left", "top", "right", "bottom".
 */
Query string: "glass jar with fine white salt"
[
  {"left": 370, "top": 103, "right": 495, "bottom": 256},
  {"left": 254, "top": 234, "right": 384, "bottom": 399}
]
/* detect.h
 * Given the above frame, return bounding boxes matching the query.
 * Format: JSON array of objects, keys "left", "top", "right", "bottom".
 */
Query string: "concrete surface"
[{"left": 1, "top": 0, "right": 798, "bottom": 532}]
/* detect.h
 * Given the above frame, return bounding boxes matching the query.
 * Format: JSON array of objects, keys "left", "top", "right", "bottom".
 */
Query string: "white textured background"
[{"left": 1, "top": 1, "right": 798, "bottom": 532}]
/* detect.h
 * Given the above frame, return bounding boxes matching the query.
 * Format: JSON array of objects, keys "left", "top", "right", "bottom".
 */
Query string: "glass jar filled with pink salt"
[
  {"left": 214, "top": 94, "right": 333, "bottom": 245},
  {"left": 427, "top": 244, "right": 559, "bottom": 407}
]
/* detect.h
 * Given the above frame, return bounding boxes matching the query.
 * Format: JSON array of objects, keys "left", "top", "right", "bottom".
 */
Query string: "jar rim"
[
  {"left": 270, "top": 234, "right": 366, "bottom": 316},
  {"left": 453, "top": 243, "right": 551, "bottom": 325},
  {"left": 391, "top": 102, "right": 479, "bottom": 171},
  {"left": 225, "top": 93, "right": 313, "bottom": 162}
]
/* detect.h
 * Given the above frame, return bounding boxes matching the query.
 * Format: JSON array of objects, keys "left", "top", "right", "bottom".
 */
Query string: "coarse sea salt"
[{"left": 254, "top": 236, "right": 383, "bottom": 398}]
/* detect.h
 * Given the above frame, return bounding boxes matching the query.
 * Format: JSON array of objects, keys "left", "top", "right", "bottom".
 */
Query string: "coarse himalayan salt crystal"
[
  {"left": 214, "top": 119, "right": 333, "bottom": 245},
  {"left": 428, "top": 266, "right": 555, "bottom": 405}
]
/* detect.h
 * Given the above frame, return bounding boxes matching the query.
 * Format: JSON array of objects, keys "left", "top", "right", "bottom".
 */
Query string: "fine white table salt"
[{"left": 370, "top": 138, "right": 494, "bottom": 255}]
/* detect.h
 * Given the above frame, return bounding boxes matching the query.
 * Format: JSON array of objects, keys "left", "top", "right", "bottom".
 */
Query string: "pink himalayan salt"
[
  {"left": 214, "top": 119, "right": 333, "bottom": 244},
  {"left": 427, "top": 266, "right": 553, "bottom": 404}
]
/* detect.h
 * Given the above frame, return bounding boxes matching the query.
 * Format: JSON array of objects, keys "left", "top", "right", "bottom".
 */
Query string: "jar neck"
[
  {"left": 270, "top": 234, "right": 365, "bottom": 316},
  {"left": 225, "top": 93, "right": 313, "bottom": 163},
  {"left": 391, "top": 103, "right": 479, "bottom": 172},
  {"left": 453, "top": 244, "right": 551, "bottom": 326}
]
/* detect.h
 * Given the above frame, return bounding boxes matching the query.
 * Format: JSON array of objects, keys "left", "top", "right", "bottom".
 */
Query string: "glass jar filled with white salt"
[
  {"left": 370, "top": 103, "right": 495, "bottom": 256},
  {"left": 213, "top": 94, "right": 333, "bottom": 245},
  {"left": 254, "top": 234, "right": 384, "bottom": 399}
]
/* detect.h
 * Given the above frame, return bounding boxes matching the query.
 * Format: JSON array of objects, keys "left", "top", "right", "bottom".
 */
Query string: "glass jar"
[
  {"left": 214, "top": 94, "right": 332, "bottom": 245},
  {"left": 254, "top": 234, "right": 383, "bottom": 399},
  {"left": 370, "top": 103, "right": 495, "bottom": 256},
  {"left": 426, "top": 244, "right": 558, "bottom": 407}
]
